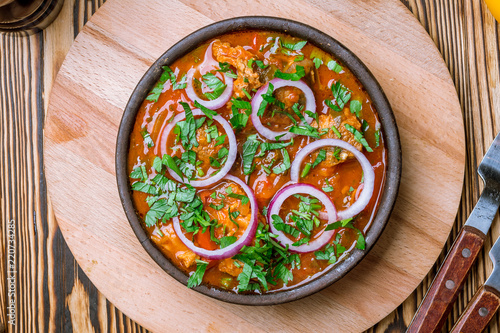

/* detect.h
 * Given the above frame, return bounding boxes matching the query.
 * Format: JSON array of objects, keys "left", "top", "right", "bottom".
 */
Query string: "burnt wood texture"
[
  {"left": 451, "top": 286, "right": 500, "bottom": 333},
  {"left": 1, "top": 0, "right": 500, "bottom": 332},
  {"left": 408, "top": 227, "right": 486, "bottom": 332}
]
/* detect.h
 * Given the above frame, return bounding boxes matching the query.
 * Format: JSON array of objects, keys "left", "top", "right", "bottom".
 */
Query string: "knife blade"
[
  {"left": 451, "top": 233, "right": 500, "bottom": 332},
  {"left": 408, "top": 132, "right": 500, "bottom": 333}
]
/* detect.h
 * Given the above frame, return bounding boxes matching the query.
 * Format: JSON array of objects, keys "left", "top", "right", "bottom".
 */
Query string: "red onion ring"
[
  {"left": 172, "top": 175, "right": 258, "bottom": 260},
  {"left": 185, "top": 41, "right": 234, "bottom": 110},
  {"left": 290, "top": 139, "right": 375, "bottom": 220},
  {"left": 267, "top": 183, "right": 337, "bottom": 253},
  {"left": 250, "top": 78, "right": 316, "bottom": 141},
  {"left": 157, "top": 109, "right": 237, "bottom": 187}
]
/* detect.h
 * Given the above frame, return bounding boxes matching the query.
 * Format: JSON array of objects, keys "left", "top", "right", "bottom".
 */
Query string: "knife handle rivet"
[
  {"left": 462, "top": 248, "right": 471, "bottom": 258},
  {"left": 479, "top": 307, "right": 489, "bottom": 317},
  {"left": 445, "top": 280, "right": 455, "bottom": 289}
]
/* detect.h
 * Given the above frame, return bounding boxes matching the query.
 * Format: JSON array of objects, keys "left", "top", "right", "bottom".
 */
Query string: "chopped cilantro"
[
  {"left": 274, "top": 65, "right": 305, "bottom": 81},
  {"left": 146, "top": 66, "right": 187, "bottom": 102},
  {"left": 216, "top": 62, "right": 238, "bottom": 78},
  {"left": 141, "top": 128, "right": 154, "bottom": 148},
  {"left": 201, "top": 73, "right": 227, "bottom": 100},
  {"left": 301, "top": 163, "right": 312, "bottom": 178},
  {"left": 131, "top": 181, "right": 157, "bottom": 195},
  {"left": 281, "top": 40, "right": 307, "bottom": 51},
  {"left": 350, "top": 100, "right": 362, "bottom": 117},
  {"left": 331, "top": 125, "right": 342, "bottom": 138},
  {"left": 225, "top": 186, "right": 249, "bottom": 204},
  {"left": 327, "top": 60, "right": 343, "bottom": 73},
  {"left": 313, "top": 57, "right": 323, "bottom": 69},
  {"left": 272, "top": 149, "right": 291, "bottom": 174},
  {"left": 162, "top": 154, "right": 184, "bottom": 180},
  {"left": 228, "top": 207, "right": 240, "bottom": 229},
  {"left": 220, "top": 236, "right": 237, "bottom": 249},
  {"left": 187, "top": 260, "right": 208, "bottom": 288},
  {"left": 258, "top": 82, "right": 274, "bottom": 117},
  {"left": 255, "top": 60, "right": 267, "bottom": 69},
  {"left": 322, "top": 178, "right": 334, "bottom": 192},
  {"left": 242, "top": 135, "right": 260, "bottom": 175},
  {"left": 325, "top": 81, "right": 351, "bottom": 112},
  {"left": 344, "top": 124, "right": 373, "bottom": 152},
  {"left": 194, "top": 100, "right": 218, "bottom": 119},
  {"left": 218, "top": 147, "right": 229, "bottom": 159},
  {"left": 289, "top": 125, "right": 321, "bottom": 138},
  {"left": 241, "top": 88, "right": 252, "bottom": 100},
  {"left": 311, "top": 149, "right": 326, "bottom": 168},
  {"left": 152, "top": 156, "right": 163, "bottom": 173}
]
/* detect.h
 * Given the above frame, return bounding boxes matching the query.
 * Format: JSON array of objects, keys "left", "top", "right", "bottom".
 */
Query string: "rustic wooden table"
[{"left": 1, "top": 0, "right": 499, "bottom": 332}]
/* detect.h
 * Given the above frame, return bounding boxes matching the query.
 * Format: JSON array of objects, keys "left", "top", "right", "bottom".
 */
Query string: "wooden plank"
[
  {"left": 42, "top": 0, "right": 464, "bottom": 332},
  {"left": 1, "top": 0, "right": 500, "bottom": 332}
]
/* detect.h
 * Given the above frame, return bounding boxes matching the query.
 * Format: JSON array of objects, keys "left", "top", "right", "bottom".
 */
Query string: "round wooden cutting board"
[{"left": 44, "top": 0, "right": 465, "bottom": 331}]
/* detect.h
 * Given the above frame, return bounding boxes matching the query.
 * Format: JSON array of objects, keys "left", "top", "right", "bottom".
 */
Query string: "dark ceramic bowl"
[{"left": 116, "top": 16, "right": 401, "bottom": 305}]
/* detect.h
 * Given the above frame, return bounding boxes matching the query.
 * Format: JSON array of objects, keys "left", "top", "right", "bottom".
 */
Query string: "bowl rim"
[{"left": 116, "top": 16, "right": 402, "bottom": 306}]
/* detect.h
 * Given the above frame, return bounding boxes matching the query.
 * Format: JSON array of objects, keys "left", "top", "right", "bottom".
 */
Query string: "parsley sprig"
[{"left": 146, "top": 66, "right": 187, "bottom": 102}]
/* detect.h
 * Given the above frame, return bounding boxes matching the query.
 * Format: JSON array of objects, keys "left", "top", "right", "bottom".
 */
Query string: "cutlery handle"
[
  {"left": 450, "top": 285, "right": 500, "bottom": 333},
  {"left": 407, "top": 226, "right": 486, "bottom": 333}
]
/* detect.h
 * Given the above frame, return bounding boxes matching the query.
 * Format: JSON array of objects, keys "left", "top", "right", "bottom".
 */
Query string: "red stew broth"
[{"left": 128, "top": 30, "right": 386, "bottom": 293}]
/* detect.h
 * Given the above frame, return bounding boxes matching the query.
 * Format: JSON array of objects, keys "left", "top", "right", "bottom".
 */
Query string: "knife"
[
  {"left": 408, "top": 132, "right": 500, "bottom": 333},
  {"left": 450, "top": 233, "right": 500, "bottom": 332}
]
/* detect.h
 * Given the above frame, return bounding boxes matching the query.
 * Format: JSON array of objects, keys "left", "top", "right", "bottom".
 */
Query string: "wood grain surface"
[
  {"left": 44, "top": 0, "right": 466, "bottom": 330},
  {"left": 0, "top": 0, "right": 499, "bottom": 333}
]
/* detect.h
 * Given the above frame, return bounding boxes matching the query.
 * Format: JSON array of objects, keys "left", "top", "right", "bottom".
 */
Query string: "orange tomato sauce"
[{"left": 128, "top": 30, "right": 386, "bottom": 293}]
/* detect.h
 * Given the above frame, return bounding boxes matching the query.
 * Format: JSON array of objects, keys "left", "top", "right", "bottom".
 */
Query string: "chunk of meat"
[
  {"left": 212, "top": 40, "right": 263, "bottom": 98},
  {"left": 218, "top": 258, "right": 243, "bottom": 277},
  {"left": 267, "top": 54, "right": 315, "bottom": 84},
  {"left": 177, "top": 250, "right": 198, "bottom": 269},
  {"left": 274, "top": 86, "right": 301, "bottom": 109},
  {"left": 205, "top": 182, "right": 251, "bottom": 238},
  {"left": 310, "top": 109, "right": 363, "bottom": 167},
  {"left": 192, "top": 122, "right": 225, "bottom": 173},
  {"left": 152, "top": 223, "right": 199, "bottom": 269}
]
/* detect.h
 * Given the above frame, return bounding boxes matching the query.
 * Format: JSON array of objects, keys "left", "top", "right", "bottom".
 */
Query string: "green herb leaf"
[
  {"left": 257, "top": 82, "right": 274, "bottom": 117},
  {"left": 272, "top": 149, "right": 291, "bottom": 174},
  {"left": 141, "top": 129, "right": 154, "bottom": 148},
  {"left": 327, "top": 60, "right": 343, "bottom": 73},
  {"left": 225, "top": 186, "right": 249, "bottom": 205},
  {"left": 271, "top": 215, "right": 300, "bottom": 238},
  {"left": 162, "top": 154, "right": 184, "bottom": 180},
  {"left": 130, "top": 166, "right": 145, "bottom": 181},
  {"left": 242, "top": 135, "right": 260, "bottom": 175},
  {"left": 187, "top": 260, "right": 208, "bottom": 288},
  {"left": 301, "top": 163, "right": 312, "bottom": 178},
  {"left": 289, "top": 125, "right": 321, "bottom": 138},
  {"left": 131, "top": 181, "right": 157, "bottom": 195},
  {"left": 375, "top": 129, "right": 380, "bottom": 147},
  {"left": 232, "top": 97, "right": 252, "bottom": 110},
  {"left": 274, "top": 66, "right": 305, "bottom": 81},
  {"left": 258, "top": 140, "right": 293, "bottom": 157},
  {"left": 194, "top": 100, "right": 218, "bottom": 119},
  {"left": 311, "top": 149, "right": 326, "bottom": 168},
  {"left": 281, "top": 40, "right": 307, "bottom": 51},
  {"left": 344, "top": 124, "right": 373, "bottom": 152},
  {"left": 313, "top": 57, "right": 322, "bottom": 69},
  {"left": 220, "top": 236, "right": 237, "bottom": 249},
  {"left": 350, "top": 100, "right": 362, "bottom": 117},
  {"left": 331, "top": 125, "right": 342, "bottom": 138},
  {"left": 218, "top": 147, "right": 229, "bottom": 159},
  {"left": 201, "top": 73, "right": 227, "bottom": 100},
  {"left": 322, "top": 178, "right": 334, "bottom": 192}
]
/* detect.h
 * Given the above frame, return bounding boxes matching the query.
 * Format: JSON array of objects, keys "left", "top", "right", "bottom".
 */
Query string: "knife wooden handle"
[
  {"left": 407, "top": 226, "right": 486, "bottom": 333},
  {"left": 450, "top": 285, "right": 500, "bottom": 333}
]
